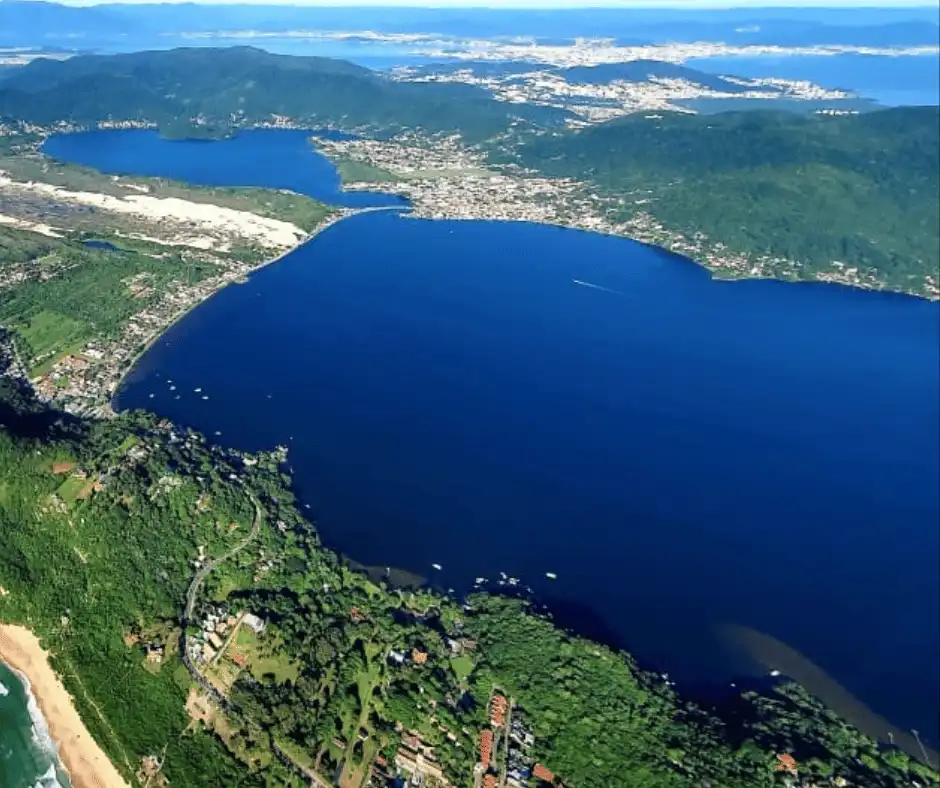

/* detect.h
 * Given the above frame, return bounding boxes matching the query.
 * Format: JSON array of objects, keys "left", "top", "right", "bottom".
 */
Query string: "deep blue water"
[
  {"left": 690, "top": 53, "right": 940, "bottom": 107},
  {"left": 48, "top": 130, "right": 940, "bottom": 746},
  {"left": 42, "top": 129, "right": 405, "bottom": 210}
]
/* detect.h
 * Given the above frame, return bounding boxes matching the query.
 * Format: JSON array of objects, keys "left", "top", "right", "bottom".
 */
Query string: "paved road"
[{"left": 180, "top": 492, "right": 263, "bottom": 706}]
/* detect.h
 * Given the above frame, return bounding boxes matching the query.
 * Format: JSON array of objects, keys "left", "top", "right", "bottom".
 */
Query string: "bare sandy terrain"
[
  {"left": 0, "top": 172, "right": 305, "bottom": 251},
  {"left": 0, "top": 624, "right": 131, "bottom": 788},
  {"left": 0, "top": 212, "right": 63, "bottom": 237}
]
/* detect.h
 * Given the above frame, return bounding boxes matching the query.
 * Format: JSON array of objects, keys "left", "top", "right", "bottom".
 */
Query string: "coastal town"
[
  {"left": 312, "top": 132, "right": 902, "bottom": 295},
  {"left": 393, "top": 65, "right": 858, "bottom": 122}
]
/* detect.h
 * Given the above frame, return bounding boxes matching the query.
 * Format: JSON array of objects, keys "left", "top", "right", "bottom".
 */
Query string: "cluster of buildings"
[
  {"left": 318, "top": 130, "right": 907, "bottom": 297},
  {"left": 188, "top": 604, "right": 266, "bottom": 667},
  {"left": 475, "top": 694, "right": 555, "bottom": 788},
  {"left": 392, "top": 732, "right": 450, "bottom": 787},
  {"left": 395, "top": 67, "right": 853, "bottom": 122},
  {"left": 408, "top": 36, "right": 938, "bottom": 69}
]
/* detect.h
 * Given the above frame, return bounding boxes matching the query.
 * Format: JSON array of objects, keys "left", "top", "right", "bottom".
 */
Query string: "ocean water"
[
  {"left": 0, "top": 662, "right": 70, "bottom": 788},
  {"left": 689, "top": 53, "right": 940, "bottom": 107},
  {"left": 46, "top": 130, "right": 940, "bottom": 747}
]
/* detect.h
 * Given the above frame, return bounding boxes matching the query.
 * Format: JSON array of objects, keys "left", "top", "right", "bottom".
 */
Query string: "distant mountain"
[
  {"left": 511, "top": 107, "right": 939, "bottom": 293},
  {"left": 0, "top": 1, "right": 936, "bottom": 51},
  {"left": 0, "top": 47, "right": 572, "bottom": 138}
]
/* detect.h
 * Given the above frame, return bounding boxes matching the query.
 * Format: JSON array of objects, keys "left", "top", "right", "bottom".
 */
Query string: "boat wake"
[{"left": 572, "top": 279, "right": 622, "bottom": 295}]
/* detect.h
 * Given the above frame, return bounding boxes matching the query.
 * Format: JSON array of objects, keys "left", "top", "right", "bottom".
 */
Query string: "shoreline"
[
  {"left": 0, "top": 625, "right": 131, "bottom": 788},
  {"left": 106, "top": 204, "right": 405, "bottom": 413}
]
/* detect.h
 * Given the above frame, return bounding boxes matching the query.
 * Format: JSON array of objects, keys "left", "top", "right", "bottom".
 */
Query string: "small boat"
[
  {"left": 545, "top": 572, "right": 557, "bottom": 580},
  {"left": 474, "top": 577, "right": 486, "bottom": 585},
  {"left": 202, "top": 395, "right": 209, "bottom": 400},
  {"left": 0, "top": 681, "right": 8, "bottom": 697},
  {"left": 769, "top": 670, "right": 781, "bottom": 677},
  {"left": 214, "top": 431, "right": 221, "bottom": 436},
  {"left": 169, "top": 385, "right": 176, "bottom": 391},
  {"left": 431, "top": 563, "right": 442, "bottom": 571},
  {"left": 194, "top": 387, "right": 202, "bottom": 393},
  {"left": 174, "top": 395, "right": 180, "bottom": 400},
  {"left": 148, "top": 393, "right": 155, "bottom": 399}
]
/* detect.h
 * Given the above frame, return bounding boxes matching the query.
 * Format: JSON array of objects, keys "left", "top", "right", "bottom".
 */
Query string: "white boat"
[
  {"left": 0, "top": 680, "right": 8, "bottom": 696},
  {"left": 202, "top": 395, "right": 209, "bottom": 400},
  {"left": 194, "top": 387, "right": 202, "bottom": 393},
  {"left": 431, "top": 563, "right": 442, "bottom": 571},
  {"left": 169, "top": 385, "right": 176, "bottom": 391},
  {"left": 545, "top": 572, "right": 557, "bottom": 580},
  {"left": 770, "top": 670, "right": 781, "bottom": 677}
]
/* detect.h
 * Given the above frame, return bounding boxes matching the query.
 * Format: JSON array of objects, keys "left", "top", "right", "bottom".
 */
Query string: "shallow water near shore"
[
  {"left": 0, "top": 662, "right": 71, "bottom": 788},
  {"left": 44, "top": 128, "right": 940, "bottom": 747}
]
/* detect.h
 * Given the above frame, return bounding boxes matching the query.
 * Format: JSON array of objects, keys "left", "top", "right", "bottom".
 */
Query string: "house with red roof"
[{"left": 533, "top": 762, "right": 555, "bottom": 783}]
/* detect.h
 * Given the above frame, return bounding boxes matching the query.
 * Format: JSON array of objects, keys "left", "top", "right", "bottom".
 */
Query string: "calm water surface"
[
  {"left": 47, "top": 130, "right": 940, "bottom": 745},
  {"left": 42, "top": 129, "right": 405, "bottom": 210},
  {"left": 690, "top": 53, "right": 940, "bottom": 107}
]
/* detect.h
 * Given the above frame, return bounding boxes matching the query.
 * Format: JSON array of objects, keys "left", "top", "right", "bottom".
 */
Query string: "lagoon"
[{"left": 46, "top": 129, "right": 940, "bottom": 747}]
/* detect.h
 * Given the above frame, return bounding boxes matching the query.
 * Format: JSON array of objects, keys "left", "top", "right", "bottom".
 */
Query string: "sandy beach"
[{"left": 0, "top": 625, "right": 131, "bottom": 788}]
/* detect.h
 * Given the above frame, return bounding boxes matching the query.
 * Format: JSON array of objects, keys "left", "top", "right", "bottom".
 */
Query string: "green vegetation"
[
  {"left": 0, "top": 226, "right": 217, "bottom": 371},
  {"left": 508, "top": 107, "right": 940, "bottom": 295},
  {"left": 0, "top": 47, "right": 569, "bottom": 141},
  {"left": 335, "top": 158, "right": 404, "bottom": 185},
  {"left": 0, "top": 153, "right": 333, "bottom": 233},
  {"left": 0, "top": 376, "right": 935, "bottom": 787}
]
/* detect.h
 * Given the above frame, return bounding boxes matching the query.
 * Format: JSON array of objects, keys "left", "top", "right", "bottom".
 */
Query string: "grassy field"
[
  {"left": 57, "top": 474, "right": 91, "bottom": 504},
  {"left": 233, "top": 627, "right": 300, "bottom": 683},
  {"left": 336, "top": 158, "right": 403, "bottom": 185},
  {"left": 16, "top": 309, "right": 90, "bottom": 371},
  {"left": 450, "top": 655, "right": 474, "bottom": 684}
]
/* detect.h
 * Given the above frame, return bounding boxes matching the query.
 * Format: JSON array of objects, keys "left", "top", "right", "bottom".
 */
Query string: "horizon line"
[{"left": 18, "top": 0, "right": 940, "bottom": 9}]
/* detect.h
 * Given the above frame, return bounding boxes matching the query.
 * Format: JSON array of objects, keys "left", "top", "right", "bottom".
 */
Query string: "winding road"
[{"left": 180, "top": 491, "right": 263, "bottom": 705}]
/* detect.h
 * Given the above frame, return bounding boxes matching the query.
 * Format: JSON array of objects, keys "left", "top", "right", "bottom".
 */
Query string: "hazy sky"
[{"left": 52, "top": 0, "right": 932, "bottom": 7}]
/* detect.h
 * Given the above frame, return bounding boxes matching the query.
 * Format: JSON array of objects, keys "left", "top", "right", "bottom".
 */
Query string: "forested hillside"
[
  {"left": 0, "top": 47, "right": 569, "bottom": 139},
  {"left": 510, "top": 107, "right": 940, "bottom": 294},
  {"left": 0, "top": 379, "right": 936, "bottom": 788}
]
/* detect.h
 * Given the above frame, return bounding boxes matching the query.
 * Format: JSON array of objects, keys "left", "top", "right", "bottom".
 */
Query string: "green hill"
[
  {"left": 0, "top": 384, "right": 937, "bottom": 788},
  {"left": 0, "top": 47, "right": 571, "bottom": 140},
  {"left": 510, "top": 107, "right": 940, "bottom": 295}
]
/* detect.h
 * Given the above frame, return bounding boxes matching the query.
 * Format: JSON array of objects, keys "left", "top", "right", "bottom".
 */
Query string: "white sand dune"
[{"left": 0, "top": 173, "right": 305, "bottom": 250}]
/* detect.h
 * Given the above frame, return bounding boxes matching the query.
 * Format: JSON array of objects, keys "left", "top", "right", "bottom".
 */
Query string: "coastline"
[
  {"left": 106, "top": 204, "right": 405, "bottom": 413},
  {"left": 0, "top": 625, "right": 130, "bottom": 788}
]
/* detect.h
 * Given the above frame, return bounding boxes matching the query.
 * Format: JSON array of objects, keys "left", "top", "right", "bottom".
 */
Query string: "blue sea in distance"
[
  {"left": 44, "top": 130, "right": 940, "bottom": 747},
  {"left": 690, "top": 53, "right": 940, "bottom": 107}
]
